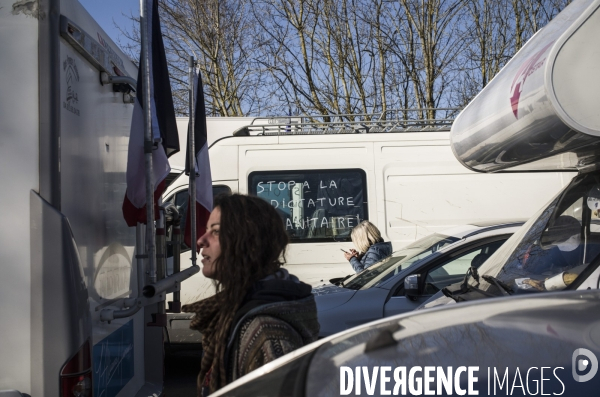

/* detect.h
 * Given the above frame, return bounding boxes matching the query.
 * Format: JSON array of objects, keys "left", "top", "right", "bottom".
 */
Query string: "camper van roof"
[{"left": 450, "top": 0, "right": 600, "bottom": 173}]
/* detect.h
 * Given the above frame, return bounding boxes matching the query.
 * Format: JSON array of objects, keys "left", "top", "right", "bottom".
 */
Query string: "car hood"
[
  {"left": 304, "top": 290, "right": 600, "bottom": 396},
  {"left": 312, "top": 283, "right": 357, "bottom": 311},
  {"left": 213, "top": 289, "right": 600, "bottom": 397},
  {"left": 311, "top": 283, "right": 349, "bottom": 296}
]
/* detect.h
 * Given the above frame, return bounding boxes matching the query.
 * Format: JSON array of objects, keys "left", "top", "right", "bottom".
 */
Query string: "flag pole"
[
  {"left": 188, "top": 55, "right": 197, "bottom": 265},
  {"left": 141, "top": 0, "right": 156, "bottom": 282}
]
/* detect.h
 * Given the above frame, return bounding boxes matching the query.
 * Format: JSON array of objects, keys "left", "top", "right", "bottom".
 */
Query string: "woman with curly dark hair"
[{"left": 182, "top": 194, "right": 319, "bottom": 396}]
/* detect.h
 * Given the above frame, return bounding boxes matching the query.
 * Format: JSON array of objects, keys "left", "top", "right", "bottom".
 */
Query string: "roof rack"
[{"left": 233, "top": 108, "right": 459, "bottom": 136}]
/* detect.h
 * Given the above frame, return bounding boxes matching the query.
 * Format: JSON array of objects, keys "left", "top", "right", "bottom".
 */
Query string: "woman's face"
[{"left": 198, "top": 207, "right": 221, "bottom": 279}]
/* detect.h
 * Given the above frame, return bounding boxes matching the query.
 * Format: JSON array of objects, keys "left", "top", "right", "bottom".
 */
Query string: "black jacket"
[{"left": 224, "top": 269, "right": 320, "bottom": 384}]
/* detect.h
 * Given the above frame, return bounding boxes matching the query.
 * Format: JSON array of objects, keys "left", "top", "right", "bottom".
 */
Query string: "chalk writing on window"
[{"left": 249, "top": 169, "right": 368, "bottom": 242}]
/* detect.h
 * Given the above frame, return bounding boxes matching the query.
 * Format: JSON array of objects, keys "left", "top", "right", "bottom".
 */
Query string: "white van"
[
  {"left": 168, "top": 116, "right": 258, "bottom": 168},
  {"left": 162, "top": 111, "right": 575, "bottom": 339}
]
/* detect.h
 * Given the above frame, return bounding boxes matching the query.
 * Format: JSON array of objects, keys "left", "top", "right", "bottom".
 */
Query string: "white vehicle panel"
[
  {"left": 0, "top": 2, "right": 39, "bottom": 393},
  {"left": 384, "top": 167, "right": 573, "bottom": 245},
  {"left": 551, "top": 5, "right": 600, "bottom": 133},
  {"left": 57, "top": 0, "right": 145, "bottom": 395},
  {"left": 170, "top": 116, "right": 259, "bottom": 169}
]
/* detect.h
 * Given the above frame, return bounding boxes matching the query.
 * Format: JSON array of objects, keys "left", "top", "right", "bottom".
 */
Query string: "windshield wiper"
[
  {"left": 330, "top": 274, "right": 352, "bottom": 287},
  {"left": 481, "top": 275, "right": 513, "bottom": 296}
]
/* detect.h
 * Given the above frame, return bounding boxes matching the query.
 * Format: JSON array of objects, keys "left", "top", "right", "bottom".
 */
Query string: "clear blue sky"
[{"left": 79, "top": 0, "right": 139, "bottom": 52}]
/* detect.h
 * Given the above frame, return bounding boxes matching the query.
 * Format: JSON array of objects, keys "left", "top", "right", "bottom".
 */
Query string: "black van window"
[
  {"left": 248, "top": 169, "right": 368, "bottom": 242},
  {"left": 212, "top": 185, "right": 232, "bottom": 199},
  {"left": 166, "top": 185, "right": 233, "bottom": 252}
]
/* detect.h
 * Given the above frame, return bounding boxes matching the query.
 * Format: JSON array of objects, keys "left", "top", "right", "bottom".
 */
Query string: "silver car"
[
  {"left": 313, "top": 221, "right": 523, "bottom": 337},
  {"left": 212, "top": 289, "right": 600, "bottom": 396}
]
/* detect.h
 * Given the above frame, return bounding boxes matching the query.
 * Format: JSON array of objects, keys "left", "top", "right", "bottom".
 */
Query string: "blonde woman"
[{"left": 343, "top": 220, "right": 392, "bottom": 273}]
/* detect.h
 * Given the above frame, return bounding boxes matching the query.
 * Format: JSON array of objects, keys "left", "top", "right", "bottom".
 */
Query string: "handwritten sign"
[
  {"left": 254, "top": 175, "right": 365, "bottom": 239},
  {"left": 269, "top": 196, "right": 355, "bottom": 209},
  {"left": 284, "top": 214, "right": 362, "bottom": 230},
  {"left": 257, "top": 180, "right": 335, "bottom": 193}
]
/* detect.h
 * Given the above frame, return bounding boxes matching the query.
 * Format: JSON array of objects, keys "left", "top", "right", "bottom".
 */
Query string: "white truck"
[{"left": 0, "top": 1, "right": 189, "bottom": 395}]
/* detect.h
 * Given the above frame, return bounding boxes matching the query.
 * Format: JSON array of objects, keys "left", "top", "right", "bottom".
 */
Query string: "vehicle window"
[
  {"left": 471, "top": 173, "right": 600, "bottom": 296},
  {"left": 169, "top": 185, "right": 232, "bottom": 250},
  {"left": 213, "top": 185, "right": 232, "bottom": 199},
  {"left": 175, "top": 191, "right": 190, "bottom": 241},
  {"left": 342, "top": 233, "right": 459, "bottom": 290},
  {"left": 174, "top": 191, "right": 188, "bottom": 209},
  {"left": 423, "top": 239, "right": 506, "bottom": 294},
  {"left": 248, "top": 169, "right": 367, "bottom": 242}
]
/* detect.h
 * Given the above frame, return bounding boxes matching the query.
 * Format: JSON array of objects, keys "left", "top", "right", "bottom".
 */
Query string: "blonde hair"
[{"left": 351, "top": 220, "right": 383, "bottom": 253}]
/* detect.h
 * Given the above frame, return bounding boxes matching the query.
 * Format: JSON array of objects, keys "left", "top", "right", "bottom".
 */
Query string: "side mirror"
[{"left": 404, "top": 274, "right": 422, "bottom": 298}]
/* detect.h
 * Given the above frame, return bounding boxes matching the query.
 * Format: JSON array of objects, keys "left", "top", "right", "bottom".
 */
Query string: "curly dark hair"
[
  {"left": 181, "top": 194, "right": 291, "bottom": 391},
  {"left": 212, "top": 194, "right": 289, "bottom": 304},
  {"left": 182, "top": 194, "right": 291, "bottom": 392}
]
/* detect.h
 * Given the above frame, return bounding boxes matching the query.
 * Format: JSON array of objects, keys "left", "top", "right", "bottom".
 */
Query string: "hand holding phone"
[{"left": 342, "top": 248, "right": 355, "bottom": 261}]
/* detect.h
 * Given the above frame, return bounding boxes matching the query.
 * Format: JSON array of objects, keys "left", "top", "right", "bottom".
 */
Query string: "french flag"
[
  {"left": 184, "top": 70, "right": 212, "bottom": 249},
  {"left": 122, "top": 0, "right": 179, "bottom": 226}
]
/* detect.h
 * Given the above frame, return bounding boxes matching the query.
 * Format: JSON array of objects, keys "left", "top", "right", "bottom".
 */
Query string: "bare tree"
[
  {"left": 316, "top": 0, "right": 378, "bottom": 116},
  {"left": 512, "top": 0, "right": 572, "bottom": 51},
  {"left": 250, "top": 0, "right": 331, "bottom": 115},
  {"left": 452, "top": 0, "right": 513, "bottom": 106},
  {"left": 117, "top": 0, "right": 573, "bottom": 117},
  {"left": 158, "top": 0, "right": 270, "bottom": 116},
  {"left": 469, "top": 0, "right": 512, "bottom": 87},
  {"left": 361, "top": 0, "right": 416, "bottom": 117},
  {"left": 384, "top": 0, "right": 468, "bottom": 119},
  {"left": 368, "top": 0, "right": 390, "bottom": 116}
]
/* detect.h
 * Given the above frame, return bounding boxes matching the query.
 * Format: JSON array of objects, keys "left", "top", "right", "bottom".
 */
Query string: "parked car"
[
  {"left": 211, "top": 289, "right": 600, "bottom": 397},
  {"left": 313, "top": 221, "right": 523, "bottom": 337}
]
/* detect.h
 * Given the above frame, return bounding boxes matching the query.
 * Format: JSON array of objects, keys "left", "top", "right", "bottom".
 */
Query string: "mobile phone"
[{"left": 340, "top": 248, "right": 349, "bottom": 254}]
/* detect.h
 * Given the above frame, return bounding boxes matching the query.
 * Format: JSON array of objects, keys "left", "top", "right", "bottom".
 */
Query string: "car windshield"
[
  {"left": 342, "top": 233, "right": 459, "bottom": 290},
  {"left": 467, "top": 173, "right": 600, "bottom": 297}
]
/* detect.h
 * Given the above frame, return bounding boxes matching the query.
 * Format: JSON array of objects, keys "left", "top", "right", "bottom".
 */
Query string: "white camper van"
[
  {"left": 418, "top": 0, "right": 600, "bottom": 307},
  {"left": 161, "top": 110, "right": 577, "bottom": 342},
  {"left": 0, "top": 1, "right": 187, "bottom": 396}
]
